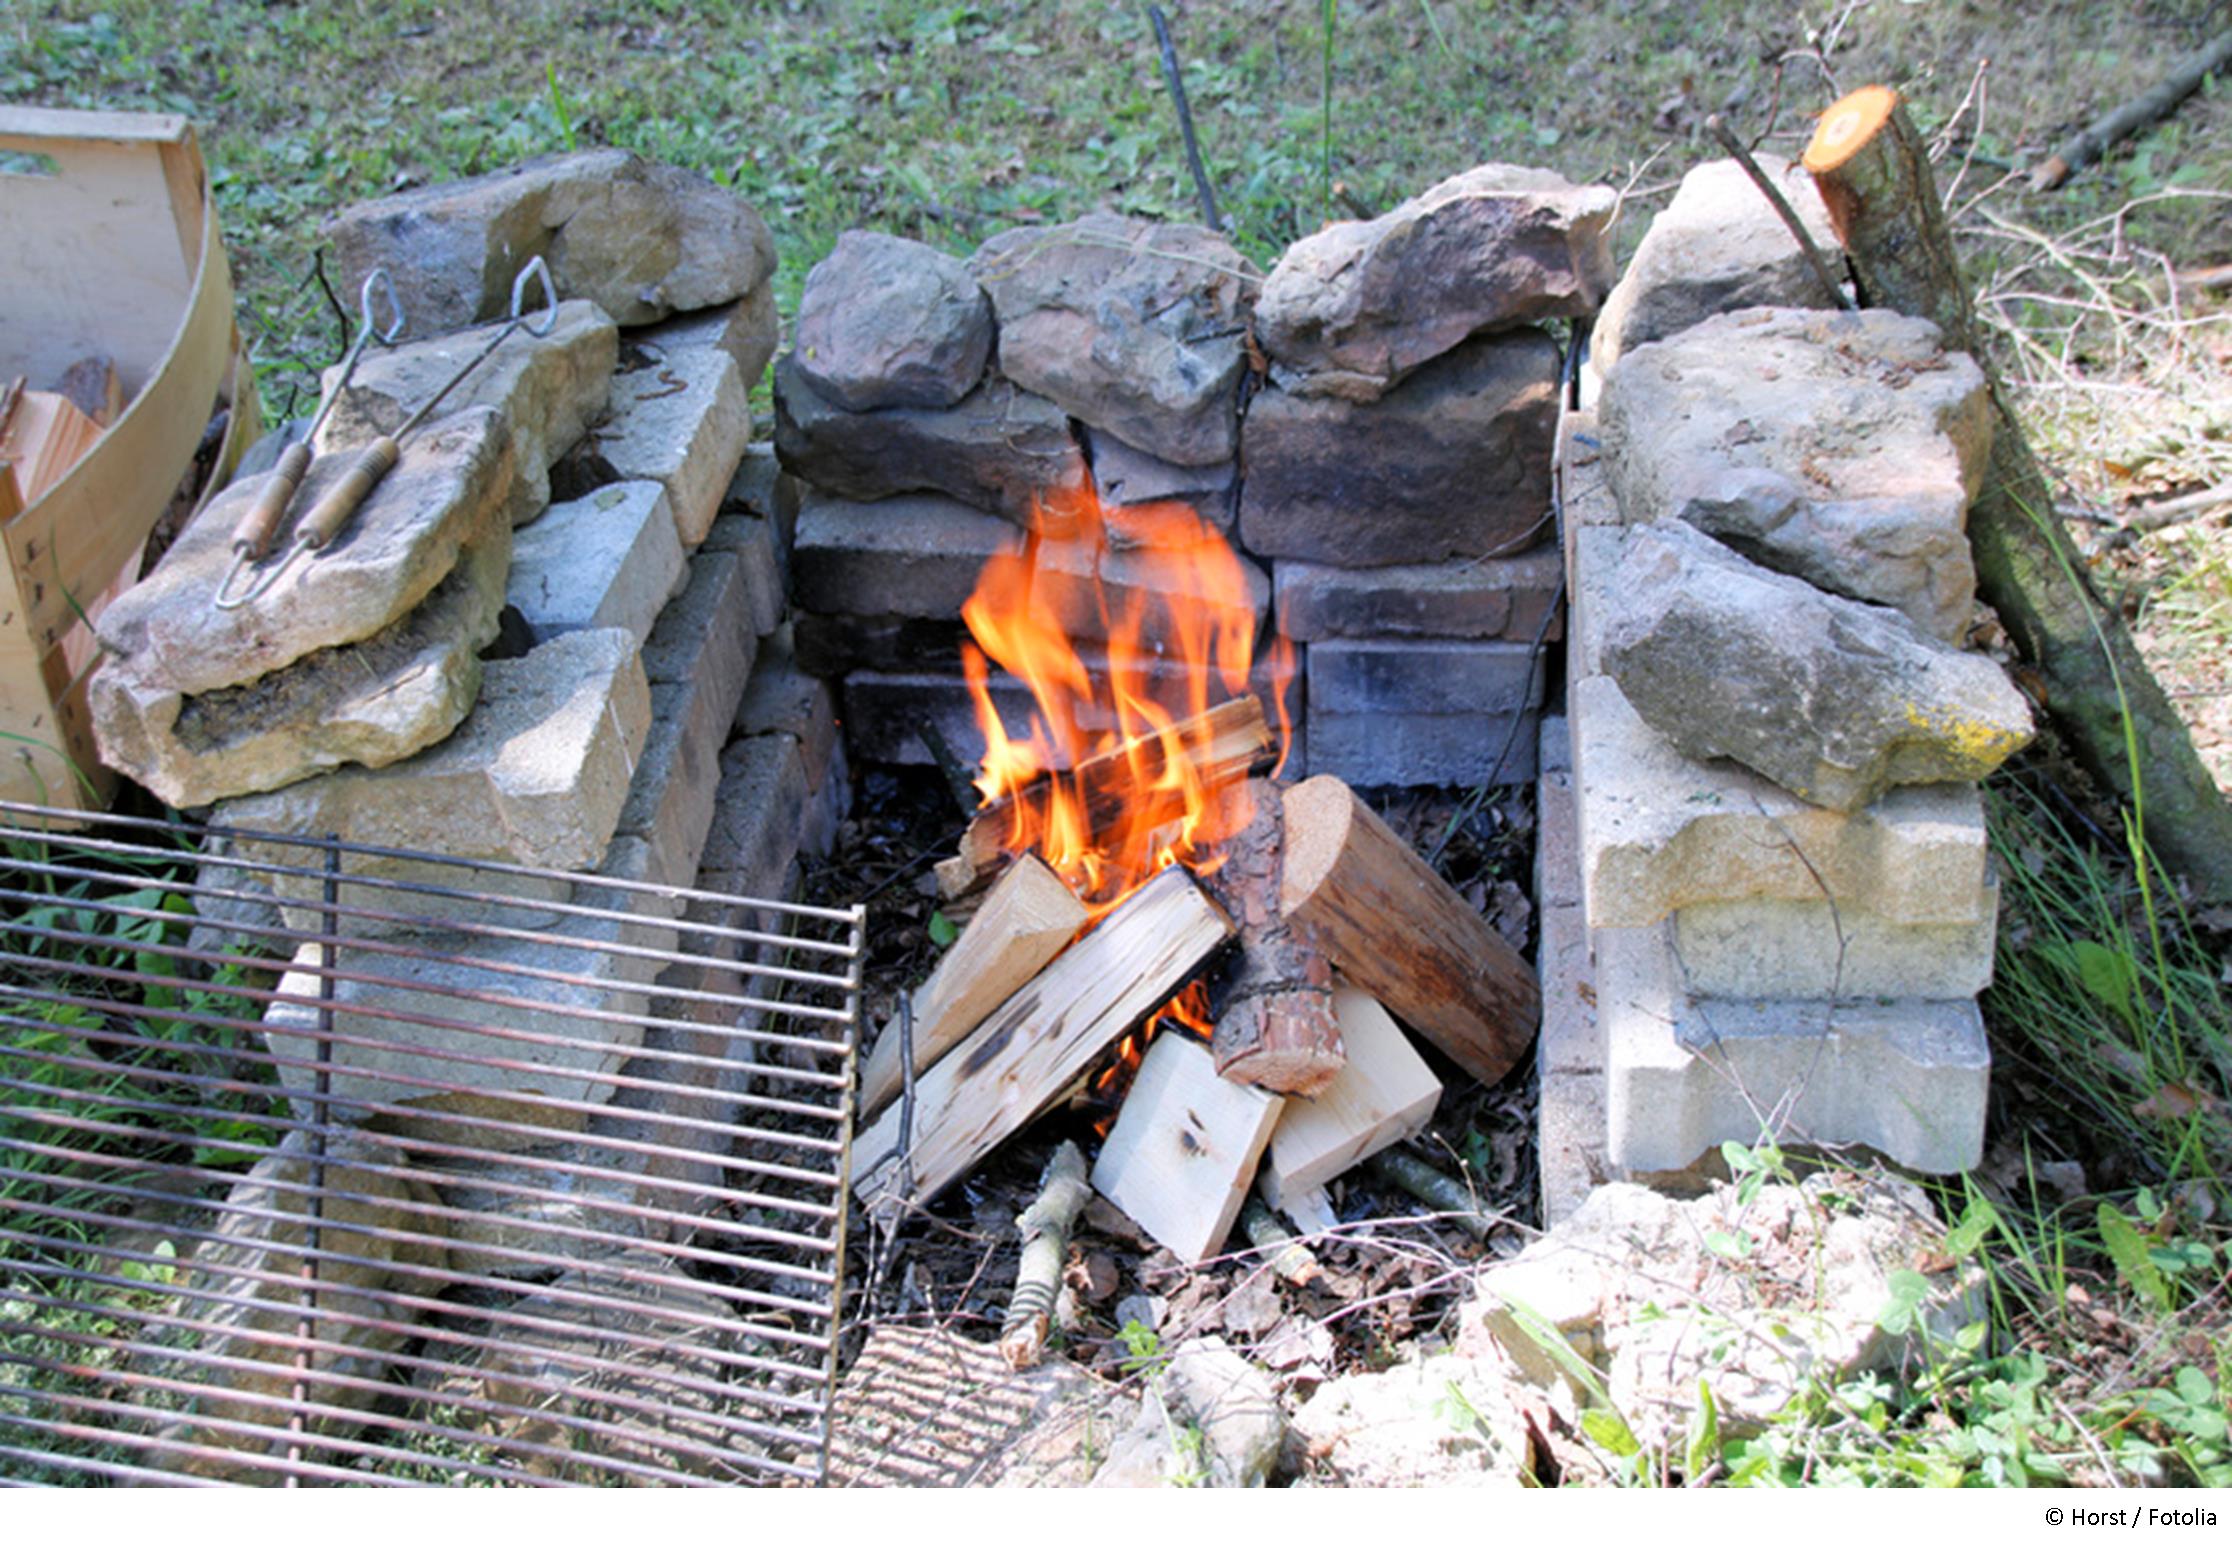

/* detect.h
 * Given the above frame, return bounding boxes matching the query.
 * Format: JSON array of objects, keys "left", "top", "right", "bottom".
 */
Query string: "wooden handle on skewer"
[
  {"left": 232, "top": 440, "right": 313, "bottom": 558},
  {"left": 295, "top": 435, "right": 399, "bottom": 550}
]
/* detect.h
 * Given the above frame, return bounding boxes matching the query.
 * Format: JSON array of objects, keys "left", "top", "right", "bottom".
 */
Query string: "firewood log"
[{"left": 1200, "top": 778, "right": 1343, "bottom": 1096}]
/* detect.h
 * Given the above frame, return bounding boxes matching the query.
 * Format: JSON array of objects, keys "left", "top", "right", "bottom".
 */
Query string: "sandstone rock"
[
  {"left": 1592, "top": 156, "right": 1842, "bottom": 373},
  {"left": 973, "top": 213, "right": 1259, "bottom": 466},
  {"left": 773, "top": 357, "right": 1083, "bottom": 525},
  {"left": 94, "top": 532, "right": 511, "bottom": 808},
  {"left": 99, "top": 407, "right": 515, "bottom": 697},
  {"left": 1600, "top": 520, "right": 2032, "bottom": 811},
  {"left": 1467, "top": 1175, "right": 1987, "bottom": 1452},
  {"left": 1239, "top": 328, "right": 1560, "bottom": 565},
  {"left": 1255, "top": 163, "right": 1615, "bottom": 400},
  {"left": 325, "top": 149, "right": 777, "bottom": 339},
  {"left": 1285, "top": 1354, "right": 1534, "bottom": 1487},
  {"left": 794, "top": 230, "right": 993, "bottom": 410},
  {"left": 595, "top": 345, "right": 751, "bottom": 546},
  {"left": 219, "top": 627, "right": 651, "bottom": 891},
  {"left": 628, "top": 285, "right": 779, "bottom": 387},
  {"left": 1275, "top": 546, "right": 1563, "bottom": 641},
  {"left": 316, "top": 301, "right": 617, "bottom": 528},
  {"left": 508, "top": 481, "right": 686, "bottom": 644},
  {"left": 1600, "top": 307, "right": 1993, "bottom": 640},
  {"left": 143, "top": 1131, "right": 454, "bottom": 1482}
]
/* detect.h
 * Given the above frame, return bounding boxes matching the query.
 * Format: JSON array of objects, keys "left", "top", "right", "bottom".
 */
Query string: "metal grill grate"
[{"left": 0, "top": 799, "right": 862, "bottom": 1486}]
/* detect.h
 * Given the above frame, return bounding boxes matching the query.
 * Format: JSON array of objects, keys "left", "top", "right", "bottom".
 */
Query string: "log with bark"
[
  {"left": 1804, "top": 85, "right": 2232, "bottom": 898},
  {"left": 1200, "top": 778, "right": 1344, "bottom": 1096},
  {"left": 849, "top": 866, "right": 1233, "bottom": 1218},
  {"left": 934, "top": 694, "right": 1275, "bottom": 906},
  {"left": 856, "top": 853, "right": 1087, "bottom": 1119},
  {"left": 1278, "top": 775, "right": 1540, "bottom": 1085},
  {"left": 998, "top": 1139, "right": 1092, "bottom": 1370}
]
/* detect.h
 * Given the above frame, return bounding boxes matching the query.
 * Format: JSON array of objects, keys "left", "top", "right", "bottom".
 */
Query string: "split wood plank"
[
  {"left": 1279, "top": 774, "right": 1540, "bottom": 1087},
  {"left": 1259, "top": 984, "right": 1441, "bottom": 1209},
  {"left": 1202, "top": 777, "right": 1342, "bottom": 1095},
  {"left": 1264, "top": 1178, "right": 1338, "bottom": 1237},
  {"left": 935, "top": 694, "right": 1274, "bottom": 902},
  {"left": 856, "top": 853, "right": 1087, "bottom": 1119},
  {"left": 850, "top": 866, "right": 1232, "bottom": 1217},
  {"left": 1091, "top": 1032, "right": 1284, "bottom": 1264}
]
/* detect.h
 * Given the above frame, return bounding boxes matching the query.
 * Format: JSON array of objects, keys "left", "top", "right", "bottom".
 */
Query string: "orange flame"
[{"left": 961, "top": 482, "right": 1284, "bottom": 916}]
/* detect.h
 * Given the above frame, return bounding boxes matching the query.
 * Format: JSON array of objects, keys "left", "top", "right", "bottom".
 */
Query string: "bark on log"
[
  {"left": 1805, "top": 86, "right": 2232, "bottom": 898},
  {"left": 935, "top": 695, "right": 1275, "bottom": 903},
  {"left": 1364, "top": 1149, "right": 1494, "bottom": 1241},
  {"left": 1240, "top": 1198, "right": 1323, "bottom": 1287},
  {"left": 849, "top": 866, "right": 1233, "bottom": 1218},
  {"left": 999, "top": 1139, "right": 1092, "bottom": 1370},
  {"left": 857, "top": 854, "right": 1087, "bottom": 1119},
  {"left": 2029, "top": 30, "right": 2232, "bottom": 191},
  {"left": 1278, "top": 775, "right": 1539, "bottom": 1086},
  {"left": 1200, "top": 779, "right": 1343, "bottom": 1096}
]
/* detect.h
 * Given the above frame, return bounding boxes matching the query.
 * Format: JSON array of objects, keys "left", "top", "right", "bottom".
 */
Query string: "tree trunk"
[
  {"left": 1201, "top": 778, "right": 1344, "bottom": 1095},
  {"left": 1805, "top": 86, "right": 2232, "bottom": 897}
]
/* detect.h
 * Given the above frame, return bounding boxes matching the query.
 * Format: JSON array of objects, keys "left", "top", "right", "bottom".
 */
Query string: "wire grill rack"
[{"left": 0, "top": 799, "right": 863, "bottom": 1486}]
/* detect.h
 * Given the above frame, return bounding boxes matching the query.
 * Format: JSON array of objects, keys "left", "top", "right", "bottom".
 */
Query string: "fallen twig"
[
  {"left": 1147, "top": 6, "right": 1221, "bottom": 230},
  {"left": 998, "top": 1140, "right": 1092, "bottom": 1370},
  {"left": 2030, "top": 29, "right": 2232, "bottom": 191}
]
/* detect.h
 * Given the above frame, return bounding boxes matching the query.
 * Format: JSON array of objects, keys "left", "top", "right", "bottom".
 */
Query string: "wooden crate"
[{"left": 0, "top": 107, "right": 259, "bottom": 818}]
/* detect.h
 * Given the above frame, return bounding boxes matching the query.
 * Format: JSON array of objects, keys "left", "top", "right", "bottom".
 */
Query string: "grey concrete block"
[
  {"left": 641, "top": 548, "right": 760, "bottom": 696},
  {"left": 1305, "top": 709, "right": 1539, "bottom": 789},
  {"left": 508, "top": 480, "right": 687, "bottom": 644},
  {"left": 735, "top": 624, "right": 837, "bottom": 789},
  {"left": 1275, "top": 546, "right": 1563, "bottom": 643},
  {"left": 1673, "top": 882, "right": 2000, "bottom": 1001},
  {"left": 701, "top": 734, "right": 808, "bottom": 901},
  {"left": 1598, "top": 916, "right": 1990, "bottom": 1175},
  {"left": 700, "top": 511, "right": 785, "bottom": 638},
  {"left": 1307, "top": 639, "right": 1546, "bottom": 717}
]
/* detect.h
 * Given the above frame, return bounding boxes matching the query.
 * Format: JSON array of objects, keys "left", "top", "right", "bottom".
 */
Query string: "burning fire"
[{"left": 960, "top": 481, "right": 1289, "bottom": 916}]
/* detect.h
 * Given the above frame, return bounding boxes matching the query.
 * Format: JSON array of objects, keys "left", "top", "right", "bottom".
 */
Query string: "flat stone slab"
[
  {"left": 99, "top": 406, "right": 516, "bottom": 696},
  {"left": 325, "top": 148, "right": 777, "bottom": 338},
  {"left": 1572, "top": 672, "right": 1994, "bottom": 929},
  {"left": 973, "top": 213, "right": 1258, "bottom": 467},
  {"left": 1600, "top": 307, "right": 1992, "bottom": 641},
  {"left": 219, "top": 627, "right": 652, "bottom": 879},
  {"left": 1600, "top": 520, "right": 2032, "bottom": 811},
  {"left": 94, "top": 531, "right": 512, "bottom": 809},
  {"left": 509, "top": 480, "right": 686, "bottom": 644},
  {"left": 1256, "top": 161, "right": 1615, "bottom": 401},
  {"left": 1598, "top": 911, "right": 1990, "bottom": 1175},
  {"left": 1591, "top": 155, "right": 1842, "bottom": 374},
  {"left": 596, "top": 344, "right": 750, "bottom": 546},
  {"left": 1086, "top": 427, "right": 1234, "bottom": 527},
  {"left": 1238, "top": 327, "right": 1560, "bottom": 566},
  {"left": 791, "top": 489, "right": 1267, "bottom": 638},
  {"left": 1275, "top": 545, "right": 1562, "bottom": 642},
  {"left": 628, "top": 285, "right": 779, "bottom": 388},
  {"left": 317, "top": 300, "right": 617, "bottom": 529},
  {"left": 774, "top": 358, "right": 1083, "bottom": 525}
]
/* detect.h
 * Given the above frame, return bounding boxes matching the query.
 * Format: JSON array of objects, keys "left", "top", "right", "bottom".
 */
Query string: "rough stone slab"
[
  {"left": 973, "top": 213, "right": 1258, "bottom": 466},
  {"left": 734, "top": 623, "right": 837, "bottom": 790},
  {"left": 1308, "top": 638, "right": 1546, "bottom": 717},
  {"left": 508, "top": 480, "right": 686, "bottom": 644},
  {"left": 773, "top": 358, "right": 1083, "bottom": 525},
  {"left": 1256, "top": 163, "right": 1615, "bottom": 400},
  {"left": 219, "top": 628, "right": 652, "bottom": 878},
  {"left": 325, "top": 148, "right": 777, "bottom": 338},
  {"left": 596, "top": 344, "right": 750, "bottom": 546},
  {"left": 628, "top": 283, "right": 779, "bottom": 388},
  {"left": 99, "top": 406, "right": 516, "bottom": 697},
  {"left": 262, "top": 910, "right": 663, "bottom": 1119},
  {"left": 1598, "top": 914, "right": 1990, "bottom": 1174},
  {"left": 1675, "top": 881, "right": 1999, "bottom": 1001},
  {"left": 1601, "top": 308, "right": 1993, "bottom": 641},
  {"left": 1601, "top": 520, "right": 2032, "bottom": 811},
  {"left": 792, "top": 489, "right": 1268, "bottom": 637},
  {"left": 1275, "top": 545, "right": 1562, "bottom": 642},
  {"left": 93, "top": 531, "right": 511, "bottom": 809},
  {"left": 793, "top": 230, "right": 993, "bottom": 411},
  {"left": 1591, "top": 156, "right": 1842, "bottom": 374},
  {"left": 1086, "top": 426, "right": 1234, "bottom": 527},
  {"left": 1305, "top": 709, "right": 1539, "bottom": 789},
  {"left": 1573, "top": 672, "right": 1993, "bottom": 929},
  {"left": 317, "top": 302, "right": 617, "bottom": 529},
  {"left": 1238, "top": 328, "right": 1559, "bottom": 566}
]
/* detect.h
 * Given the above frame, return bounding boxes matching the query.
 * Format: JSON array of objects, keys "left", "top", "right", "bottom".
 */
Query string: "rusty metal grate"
[{"left": 0, "top": 799, "right": 863, "bottom": 1487}]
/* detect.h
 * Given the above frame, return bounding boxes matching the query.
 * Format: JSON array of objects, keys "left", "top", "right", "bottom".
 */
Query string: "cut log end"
[
  {"left": 1213, "top": 987, "right": 1344, "bottom": 1097},
  {"left": 1804, "top": 84, "right": 1903, "bottom": 175}
]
